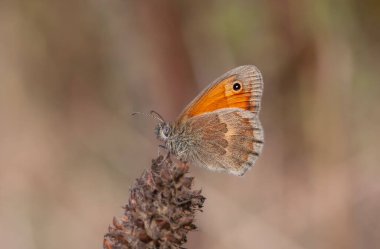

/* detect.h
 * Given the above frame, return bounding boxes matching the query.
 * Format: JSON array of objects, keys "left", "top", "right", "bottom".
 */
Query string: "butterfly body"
[{"left": 155, "top": 65, "right": 264, "bottom": 176}]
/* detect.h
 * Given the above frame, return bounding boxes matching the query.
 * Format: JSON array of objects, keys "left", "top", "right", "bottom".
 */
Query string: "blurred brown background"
[{"left": 1, "top": 0, "right": 379, "bottom": 248}]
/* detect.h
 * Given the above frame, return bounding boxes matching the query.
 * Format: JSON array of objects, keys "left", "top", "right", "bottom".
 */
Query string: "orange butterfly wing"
[{"left": 178, "top": 65, "right": 263, "bottom": 122}]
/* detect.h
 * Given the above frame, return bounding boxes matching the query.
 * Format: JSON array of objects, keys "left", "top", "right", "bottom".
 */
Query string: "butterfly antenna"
[
  {"left": 131, "top": 111, "right": 165, "bottom": 123},
  {"left": 150, "top": 110, "right": 165, "bottom": 123}
]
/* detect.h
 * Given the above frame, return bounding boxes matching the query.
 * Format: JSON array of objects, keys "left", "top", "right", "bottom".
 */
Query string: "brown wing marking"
[{"left": 186, "top": 108, "right": 263, "bottom": 176}]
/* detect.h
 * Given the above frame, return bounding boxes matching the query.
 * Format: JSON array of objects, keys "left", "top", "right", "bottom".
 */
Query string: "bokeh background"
[{"left": 1, "top": 1, "right": 379, "bottom": 248}]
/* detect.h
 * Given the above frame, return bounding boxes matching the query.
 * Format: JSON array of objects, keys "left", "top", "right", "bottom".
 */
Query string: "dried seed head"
[{"left": 104, "top": 155, "right": 205, "bottom": 249}]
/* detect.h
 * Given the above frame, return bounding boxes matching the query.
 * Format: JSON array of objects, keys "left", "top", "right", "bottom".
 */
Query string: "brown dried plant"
[{"left": 103, "top": 155, "right": 205, "bottom": 249}]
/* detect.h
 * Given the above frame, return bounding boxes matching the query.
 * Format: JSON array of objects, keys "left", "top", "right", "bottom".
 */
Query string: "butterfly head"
[
  {"left": 155, "top": 122, "right": 172, "bottom": 142},
  {"left": 132, "top": 110, "right": 172, "bottom": 141}
]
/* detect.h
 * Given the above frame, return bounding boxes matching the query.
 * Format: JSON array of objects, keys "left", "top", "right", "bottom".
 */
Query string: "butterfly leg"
[
  {"left": 157, "top": 144, "right": 168, "bottom": 156},
  {"left": 156, "top": 145, "right": 171, "bottom": 166},
  {"left": 156, "top": 147, "right": 171, "bottom": 167}
]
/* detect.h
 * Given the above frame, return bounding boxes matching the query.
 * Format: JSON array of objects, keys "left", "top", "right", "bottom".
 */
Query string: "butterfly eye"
[
  {"left": 232, "top": 82, "right": 242, "bottom": 91},
  {"left": 163, "top": 125, "right": 170, "bottom": 136}
]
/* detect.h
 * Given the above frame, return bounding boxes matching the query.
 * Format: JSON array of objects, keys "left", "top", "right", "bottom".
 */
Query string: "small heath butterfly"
[{"left": 149, "top": 65, "right": 263, "bottom": 176}]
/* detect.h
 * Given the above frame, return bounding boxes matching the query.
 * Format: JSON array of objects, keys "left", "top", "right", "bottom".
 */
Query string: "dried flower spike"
[{"left": 104, "top": 155, "right": 206, "bottom": 249}]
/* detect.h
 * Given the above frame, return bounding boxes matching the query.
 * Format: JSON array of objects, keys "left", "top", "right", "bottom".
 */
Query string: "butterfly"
[{"left": 150, "top": 65, "right": 264, "bottom": 176}]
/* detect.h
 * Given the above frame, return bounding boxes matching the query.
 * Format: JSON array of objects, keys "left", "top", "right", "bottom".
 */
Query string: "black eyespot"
[{"left": 233, "top": 82, "right": 241, "bottom": 91}]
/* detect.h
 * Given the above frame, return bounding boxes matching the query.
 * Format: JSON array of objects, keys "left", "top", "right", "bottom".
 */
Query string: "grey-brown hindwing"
[{"left": 182, "top": 108, "right": 263, "bottom": 176}]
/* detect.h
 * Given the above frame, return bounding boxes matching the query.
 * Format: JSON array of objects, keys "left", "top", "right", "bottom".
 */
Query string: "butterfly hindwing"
[{"left": 183, "top": 108, "right": 263, "bottom": 176}]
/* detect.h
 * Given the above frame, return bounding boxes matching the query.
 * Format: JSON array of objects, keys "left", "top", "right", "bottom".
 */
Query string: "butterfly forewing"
[{"left": 178, "top": 65, "right": 263, "bottom": 122}]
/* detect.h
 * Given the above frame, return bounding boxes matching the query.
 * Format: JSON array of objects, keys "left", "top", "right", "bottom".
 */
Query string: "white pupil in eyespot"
[{"left": 233, "top": 82, "right": 241, "bottom": 91}]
